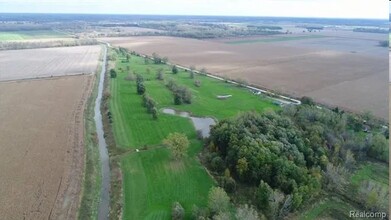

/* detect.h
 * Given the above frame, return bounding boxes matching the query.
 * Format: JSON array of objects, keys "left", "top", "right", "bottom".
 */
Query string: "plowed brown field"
[
  {"left": 0, "top": 75, "right": 93, "bottom": 219},
  {"left": 0, "top": 45, "right": 101, "bottom": 81},
  {"left": 103, "top": 36, "right": 388, "bottom": 119}
]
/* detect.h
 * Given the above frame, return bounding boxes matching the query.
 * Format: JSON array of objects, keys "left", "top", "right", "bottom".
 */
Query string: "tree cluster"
[
  {"left": 152, "top": 52, "right": 168, "bottom": 64},
  {"left": 166, "top": 80, "right": 192, "bottom": 105},
  {"left": 136, "top": 74, "right": 145, "bottom": 95},
  {"left": 206, "top": 104, "right": 388, "bottom": 218},
  {"left": 142, "top": 93, "right": 158, "bottom": 119}
]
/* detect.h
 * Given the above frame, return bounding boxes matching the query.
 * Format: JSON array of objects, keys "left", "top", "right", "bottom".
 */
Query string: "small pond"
[{"left": 162, "top": 108, "right": 216, "bottom": 138}]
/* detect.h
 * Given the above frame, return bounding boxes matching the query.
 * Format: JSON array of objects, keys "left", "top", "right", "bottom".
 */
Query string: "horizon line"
[{"left": 0, "top": 12, "right": 387, "bottom": 20}]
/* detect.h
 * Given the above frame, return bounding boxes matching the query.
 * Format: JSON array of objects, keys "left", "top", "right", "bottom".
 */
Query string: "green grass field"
[
  {"left": 226, "top": 35, "right": 327, "bottom": 44},
  {"left": 0, "top": 30, "right": 69, "bottom": 41},
  {"left": 351, "top": 162, "right": 389, "bottom": 188},
  {"left": 298, "top": 198, "right": 356, "bottom": 220},
  {"left": 110, "top": 52, "right": 278, "bottom": 219}
]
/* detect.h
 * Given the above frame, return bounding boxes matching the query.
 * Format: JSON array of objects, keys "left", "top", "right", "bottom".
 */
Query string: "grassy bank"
[{"left": 78, "top": 69, "right": 101, "bottom": 219}]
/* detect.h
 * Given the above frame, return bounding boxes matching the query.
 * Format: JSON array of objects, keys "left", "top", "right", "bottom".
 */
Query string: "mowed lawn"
[
  {"left": 0, "top": 30, "right": 68, "bottom": 40},
  {"left": 110, "top": 52, "right": 278, "bottom": 219}
]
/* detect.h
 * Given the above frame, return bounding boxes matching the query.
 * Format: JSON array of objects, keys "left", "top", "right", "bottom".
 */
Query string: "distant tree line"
[
  {"left": 353, "top": 28, "right": 388, "bottom": 34},
  {"left": 0, "top": 39, "right": 98, "bottom": 50},
  {"left": 378, "top": 40, "right": 389, "bottom": 47}
]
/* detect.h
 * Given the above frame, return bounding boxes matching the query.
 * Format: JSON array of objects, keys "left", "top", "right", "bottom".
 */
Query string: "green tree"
[
  {"left": 256, "top": 180, "right": 272, "bottom": 212},
  {"left": 300, "top": 96, "right": 315, "bottom": 105},
  {"left": 163, "top": 133, "right": 189, "bottom": 160},
  {"left": 189, "top": 65, "right": 196, "bottom": 79},
  {"left": 174, "top": 92, "right": 183, "bottom": 105},
  {"left": 156, "top": 68, "right": 164, "bottom": 80},
  {"left": 208, "top": 187, "right": 230, "bottom": 214},
  {"left": 126, "top": 53, "right": 130, "bottom": 62},
  {"left": 194, "top": 80, "right": 201, "bottom": 87},
  {"left": 213, "top": 212, "right": 231, "bottom": 220},
  {"left": 236, "top": 158, "right": 248, "bottom": 177},
  {"left": 172, "top": 65, "right": 178, "bottom": 74},
  {"left": 235, "top": 204, "right": 260, "bottom": 220},
  {"left": 151, "top": 107, "right": 158, "bottom": 119},
  {"left": 200, "top": 67, "right": 207, "bottom": 76},
  {"left": 144, "top": 56, "right": 149, "bottom": 64},
  {"left": 368, "top": 134, "right": 388, "bottom": 162},
  {"left": 110, "top": 69, "right": 117, "bottom": 78},
  {"left": 137, "top": 82, "right": 145, "bottom": 95}
]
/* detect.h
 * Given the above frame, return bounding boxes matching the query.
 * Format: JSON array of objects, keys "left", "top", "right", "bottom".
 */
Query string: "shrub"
[
  {"left": 172, "top": 65, "right": 178, "bottom": 74},
  {"left": 124, "top": 73, "right": 135, "bottom": 81},
  {"left": 110, "top": 69, "right": 117, "bottom": 78},
  {"left": 208, "top": 187, "right": 230, "bottom": 214},
  {"left": 172, "top": 202, "right": 185, "bottom": 220},
  {"left": 163, "top": 133, "right": 190, "bottom": 160},
  {"left": 194, "top": 80, "right": 201, "bottom": 87}
]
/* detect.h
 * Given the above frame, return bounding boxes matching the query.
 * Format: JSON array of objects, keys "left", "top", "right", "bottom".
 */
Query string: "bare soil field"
[
  {"left": 216, "top": 31, "right": 387, "bottom": 57},
  {"left": 0, "top": 75, "right": 93, "bottom": 220},
  {"left": 0, "top": 45, "right": 101, "bottom": 81},
  {"left": 102, "top": 36, "right": 388, "bottom": 119}
]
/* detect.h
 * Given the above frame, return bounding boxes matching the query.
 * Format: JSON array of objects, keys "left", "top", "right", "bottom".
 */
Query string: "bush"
[
  {"left": 103, "top": 91, "right": 111, "bottom": 100},
  {"left": 172, "top": 65, "right": 178, "bottom": 74},
  {"left": 124, "top": 73, "right": 135, "bottom": 81},
  {"left": 137, "top": 81, "right": 145, "bottom": 95},
  {"left": 110, "top": 69, "right": 117, "bottom": 78},
  {"left": 173, "top": 86, "right": 192, "bottom": 105},
  {"left": 211, "top": 156, "right": 225, "bottom": 173},
  {"left": 235, "top": 204, "right": 260, "bottom": 220},
  {"left": 151, "top": 107, "right": 158, "bottom": 120},
  {"left": 300, "top": 96, "right": 315, "bottom": 105},
  {"left": 156, "top": 68, "right": 164, "bottom": 80},
  {"left": 222, "top": 177, "right": 236, "bottom": 193},
  {"left": 172, "top": 202, "right": 185, "bottom": 220},
  {"left": 163, "top": 133, "right": 190, "bottom": 160},
  {"left": 208, "top": 187, "right": 230, "bottom": 214},
  {"left": 368, "top": 134, "right": 388, "bottom": 162},
  {"left": 194, "top": 80, "right": 201, "bottom": 87}
]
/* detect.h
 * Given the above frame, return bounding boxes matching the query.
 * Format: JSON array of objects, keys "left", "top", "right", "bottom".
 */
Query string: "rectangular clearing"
[
  {"left": 0, "top": 75, "right": 93, "bottom": 219},
  {"left": 0, "top": 45, "right": 101, "bottom": 81}
]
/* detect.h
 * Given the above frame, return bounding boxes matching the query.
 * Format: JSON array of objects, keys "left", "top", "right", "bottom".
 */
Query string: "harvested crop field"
[
  {"left": 0, "top": 75, "right": 93, "bottom": 219},
  {"left": 103, "top": 35, "right": 388, "bottom": 119},
  {"left": 0, "top": 45, "right": 101, "bottom": 81}
]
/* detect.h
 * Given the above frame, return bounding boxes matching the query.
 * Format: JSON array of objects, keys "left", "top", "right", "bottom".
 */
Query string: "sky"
[{"left": 0, "top": 0, "right": 388, "bottom": 19}]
